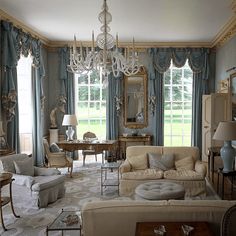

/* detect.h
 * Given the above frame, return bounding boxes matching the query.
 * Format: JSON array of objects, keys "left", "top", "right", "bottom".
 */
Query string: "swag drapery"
[
  {"left": 0, "top": 20, "right": 45, "bottom": 166},
  {"left": 148, "top": 47, "right": 210, "bottom": 151}
]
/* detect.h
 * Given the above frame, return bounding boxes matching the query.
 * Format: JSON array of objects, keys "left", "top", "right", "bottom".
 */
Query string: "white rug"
[{"left": 1, "top": 156, "right": 219, "bottom": 236}]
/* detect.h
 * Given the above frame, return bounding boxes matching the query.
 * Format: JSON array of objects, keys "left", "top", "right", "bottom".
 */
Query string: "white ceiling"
[{"left": 0, "top": 0, "right": 234, "bottom": 44}]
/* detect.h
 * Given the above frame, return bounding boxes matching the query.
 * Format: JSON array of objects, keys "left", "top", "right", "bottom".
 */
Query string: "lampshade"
[
  {"left": 213, "top": 121, "right": 236, "bottom": 141},
  {"left": 62, "top": 115, "right": 78, "bottom": 126}
]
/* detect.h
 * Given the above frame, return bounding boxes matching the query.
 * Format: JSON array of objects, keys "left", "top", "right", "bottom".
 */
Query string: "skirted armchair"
[{"left": 0, "top": 153, "right": 65, "bottom": 208}]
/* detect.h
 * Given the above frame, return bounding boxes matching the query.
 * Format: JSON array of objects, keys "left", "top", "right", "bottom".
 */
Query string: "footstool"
[{"left": 135, "top": 181, "right": 185, "bottom": 200}]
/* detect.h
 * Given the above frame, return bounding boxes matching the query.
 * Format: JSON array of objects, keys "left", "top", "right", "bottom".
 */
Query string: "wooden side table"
[
  {"left": 0, "top": 172, "right": 20, "bottom": 231},
  {"left": 207, "top": 147, "right": 221, "bottom": 183},
  {"left": 135, "top": 221, "right": 214, "bottom": 236},
  {"left": 217, "top": 168, "right": 236, "bottom": 199}
]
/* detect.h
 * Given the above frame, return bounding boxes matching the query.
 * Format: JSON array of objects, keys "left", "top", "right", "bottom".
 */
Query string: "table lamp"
[
  {"left": 62, "top": 114, "right": 78, "bottom": 141},
  {"left": 213, "top": 121, "right": 236, "bottom": 172}
]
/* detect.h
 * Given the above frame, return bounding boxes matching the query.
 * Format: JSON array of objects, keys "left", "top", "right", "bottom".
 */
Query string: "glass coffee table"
[
  {"left": 46, "top": 209, "right": 81, "bottom": 235},
  {"left": 101, "top": 162, "right": 121, "bottom": 195}
]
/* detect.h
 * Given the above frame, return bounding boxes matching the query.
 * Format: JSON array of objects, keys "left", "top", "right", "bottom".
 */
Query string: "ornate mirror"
[
  {"left": 230, "top": 72, "right": 236, "bottom": 120},
  {"left": 124, "top": 66, "right": 148, "bottom": 129}
]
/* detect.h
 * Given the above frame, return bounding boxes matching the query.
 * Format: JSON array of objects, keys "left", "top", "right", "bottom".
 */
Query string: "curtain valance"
[{"left": 148, "top": 47, "right": 209, "bottom": 80}]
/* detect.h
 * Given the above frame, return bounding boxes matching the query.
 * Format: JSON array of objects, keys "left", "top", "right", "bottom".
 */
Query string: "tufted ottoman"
[{"left": 135, "top": 181, "right": 185, "bottom": 200}]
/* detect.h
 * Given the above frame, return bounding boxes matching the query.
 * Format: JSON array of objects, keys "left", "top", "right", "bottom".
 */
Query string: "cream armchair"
[{"left": 43, "top": 139, "right": 73, "bottom": 177}]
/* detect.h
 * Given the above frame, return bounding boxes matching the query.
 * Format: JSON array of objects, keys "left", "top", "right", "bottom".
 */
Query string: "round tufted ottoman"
[{"left": 135, "top": 181, "right": 185, "bottom": 200}]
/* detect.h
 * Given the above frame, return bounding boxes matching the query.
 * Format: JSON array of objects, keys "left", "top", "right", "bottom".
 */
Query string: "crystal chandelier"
[{"left": 67, "top": 0, "right": 141, "bottom": 84}]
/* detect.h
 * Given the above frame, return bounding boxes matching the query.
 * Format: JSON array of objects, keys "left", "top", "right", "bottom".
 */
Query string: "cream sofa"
[
  {"left": 119, "top": 146, "right": 207, "bottom": 197},
  {"left": 81, "top": 200, "right": 236, "bottom": 236}
]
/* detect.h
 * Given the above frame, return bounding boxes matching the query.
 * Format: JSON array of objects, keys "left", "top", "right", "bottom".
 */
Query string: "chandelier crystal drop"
[{"left": 67, "top": 0, "right": 142, "bottom": 83}]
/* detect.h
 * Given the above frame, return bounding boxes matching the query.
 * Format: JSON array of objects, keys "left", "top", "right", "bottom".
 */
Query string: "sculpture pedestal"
[{"left": 49, "top": 129, "right": 59, "bottom": 145}]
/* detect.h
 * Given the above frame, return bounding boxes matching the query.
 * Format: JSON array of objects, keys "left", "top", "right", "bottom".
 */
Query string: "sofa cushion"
[
  {"left": 148, "top": 153, "right": 174, "bottom": 170},
  {"left": 13, "top": 157, "right": 34, "bottom": 176},
  {"left": 175, "top": 156, "right": 194, "bottom": 171},
  {"left": 50, "top": 143, "right": 61, "bottom": 152},
  {"left": 32, "top": 175, "right": 65, "bottom": 191},
  {"left": 121, "top": 169, "right": 163, "bottom": 180},
  {"left": 128, "top": 154, "right": 147, "bottom": 170},
  {"left": 164, "top": 169, "right": 204, "bottom": 180}
]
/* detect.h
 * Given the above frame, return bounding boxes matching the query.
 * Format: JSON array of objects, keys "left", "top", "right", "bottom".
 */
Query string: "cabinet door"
[{"left": 202, "top": 93, "right": 229, "bottom": 162}]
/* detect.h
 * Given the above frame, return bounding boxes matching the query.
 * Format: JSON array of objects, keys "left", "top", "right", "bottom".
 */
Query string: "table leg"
[
  {"left": 212, "top": 153, "right": 215, "bottom": 183},
  {"left": 10, "top": 181, "right": 20, "bottom": 218},
  {"left": 217, "top": 171, "right": 220, "bottom": 194},
  {"left": 101, "top": 169, "right": 103, "bottom": 195},
  {"left": 222, "top": 175, "right": 224, "bottom": 200}
]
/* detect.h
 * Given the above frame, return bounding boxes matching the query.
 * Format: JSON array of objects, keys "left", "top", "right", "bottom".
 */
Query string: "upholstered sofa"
[
  {"left": 0, "top": 153, "right": 65, "bottom": 208},
  {"left": 81, "top": 199, "right": 236, "bottom": 236},
  {"left": 119, "top": 146, "right": 207, "bottom": 197}
]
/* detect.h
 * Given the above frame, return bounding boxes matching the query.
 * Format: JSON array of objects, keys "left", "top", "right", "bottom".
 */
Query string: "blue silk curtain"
[
  {"left": 0, "top": 20, "right": 45, "bottom": 166},
  {"left": 106, "top": 74, "right": 123, "bottom": 140},
  {"left": 148, "top": 48, "right": 210, "bottom": 151}
]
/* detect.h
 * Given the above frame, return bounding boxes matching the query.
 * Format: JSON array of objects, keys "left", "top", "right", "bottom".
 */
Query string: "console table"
[
  {"left": 118, "top": 135, "right": 152, "bottom": 159},
  {"left": 135, "top": 221, "right": 213, "bottom": 236}
]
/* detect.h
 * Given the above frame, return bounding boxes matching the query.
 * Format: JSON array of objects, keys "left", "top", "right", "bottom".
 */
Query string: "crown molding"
[
  {"left": 211, "top": 14, "right": 236, "bottom": 48},
  {"left": 0, "top": 7, "right": 235, "bottom": 50},
  {"left": 0, "top": 9, "right": 50, "bottom": 45}
]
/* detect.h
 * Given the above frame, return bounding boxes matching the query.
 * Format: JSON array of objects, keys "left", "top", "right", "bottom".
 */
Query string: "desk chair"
[{"left": 82, "top": 132, "right": 103, "bottom": 166}]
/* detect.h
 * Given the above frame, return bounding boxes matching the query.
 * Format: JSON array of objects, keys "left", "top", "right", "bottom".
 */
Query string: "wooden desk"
[
  {"left": 119, "top": 135, "right": 152, "bottom": 159},
  {"left": 135, "top": 222, "right": 213, "bottom": 236},
  {"left": 0, "top": 173, "right": 20, "bottom": 231},
  {"left": 0, "top": 149, "right": 15, "bottom": 156},
  {"left": 57, "top": 140, "right": 118, "bottom": 161},
  {"left": 207, "top": 146, "right": 221, "bottom": 183}
]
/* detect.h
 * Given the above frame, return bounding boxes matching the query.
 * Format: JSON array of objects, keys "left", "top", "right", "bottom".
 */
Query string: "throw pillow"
[
  {"left": 148, "top": 153, "right": 175, "bottom": 171},
  {"left": 175, "top": 156, "right": 194, "bottom": 171},
  {"left": 128, "top": 154, "right": 147, "bottom": 170},
  {"left": 13, "top": 157, "right": 34, "bottom": 176},
  {"left": 50, "top": 143, "right": 60, "bottom": 152}
]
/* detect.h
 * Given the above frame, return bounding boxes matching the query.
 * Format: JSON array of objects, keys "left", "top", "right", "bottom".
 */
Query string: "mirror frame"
[
  {"left": 230, "top": 72, "right": 236, "bottom": 120},
  {"left": 123, "top": 66, "right": 148, "bottom": 129}
]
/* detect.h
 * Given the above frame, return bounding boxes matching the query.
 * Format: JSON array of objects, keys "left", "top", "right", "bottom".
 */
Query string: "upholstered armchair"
[
  {"left": 43, "top": 138, "right": 73, "bottom": 177},
  {"left": 0, "top": 153, "right": 65, "bottom": 208},
  {"left": 82, "top": 131, "right": 103, "bottom": 166},
  {"left": 221, "top": 204, "right": 236, "bottom": 236}
]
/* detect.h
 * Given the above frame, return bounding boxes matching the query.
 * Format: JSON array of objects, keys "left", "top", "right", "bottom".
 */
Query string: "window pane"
[
  {"left": 172, "top": 69, "right": 182, "bottom": 84},
  {"left": 90, "top": 86, "right": 100, "bottom": 100},
  {"left": 90, "top": 71, "right": 100, "bottom": 84},
  {"left": 172, "top": 86, "right": 182, "bottom": 101},
  {"left": 75, "top": 70, "right": 106, "bottom": 140},
  {"left": 78, "top": 74, "right": 88, "bottom": 84},
  {"left": 164, "top": 86, "right": 171, "bottom": 101},
  {"left": 164, "top": 60, "right": 192, "bottom": 146},
  {"left": 165, "top": 70, "right": 171, "bottom": 84},
  {"left": 78, "top": 86, "right": 88, "bottom": 101}
]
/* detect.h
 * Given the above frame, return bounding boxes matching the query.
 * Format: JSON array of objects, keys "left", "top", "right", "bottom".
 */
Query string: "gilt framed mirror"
[
  {"left": 124, "top": 66, "right": 148, "bottom": 129},
  {"left": 230, "top": 72, "right": 236, "bottom": 120}
]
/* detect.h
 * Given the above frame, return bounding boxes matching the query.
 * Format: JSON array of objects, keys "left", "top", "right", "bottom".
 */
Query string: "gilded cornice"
[{"left": 0, "top": 6, "right": 236, "bottom": 50}]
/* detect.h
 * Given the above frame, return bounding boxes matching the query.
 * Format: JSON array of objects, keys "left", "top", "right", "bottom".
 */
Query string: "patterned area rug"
[{"left": 1, "top": 158, "right": 219, "bottom": 236}]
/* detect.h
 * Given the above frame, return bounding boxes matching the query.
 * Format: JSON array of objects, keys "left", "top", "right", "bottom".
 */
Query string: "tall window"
[
  {"left": 75, "top": 71, "right": 106, "bottom": 139},
  {"left": 164, "top": 60, "right": 193, "bottom": 146},
  {"left": 17, "top": 56, "right": 33, "bottom": 154}
]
